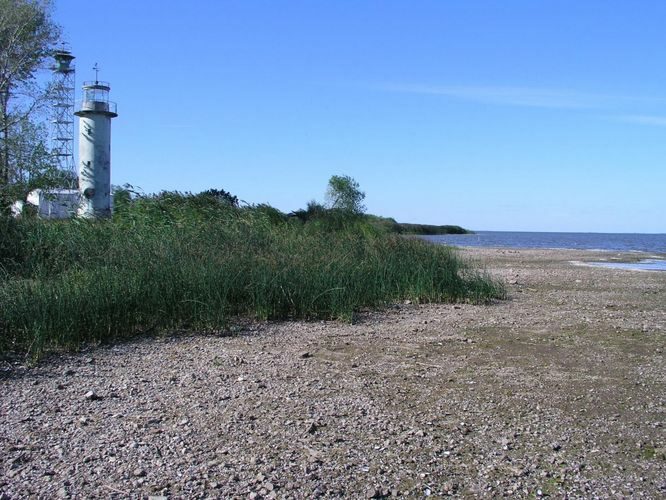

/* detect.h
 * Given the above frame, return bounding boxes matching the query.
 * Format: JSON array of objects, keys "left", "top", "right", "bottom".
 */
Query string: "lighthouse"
[{"left": 75, "top": 72, "right": 118, "bottom": 218}]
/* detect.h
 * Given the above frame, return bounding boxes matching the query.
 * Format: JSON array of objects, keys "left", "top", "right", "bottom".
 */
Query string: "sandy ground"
[{"left": 1, "top": 248, "right": 665, "bottom": 499}]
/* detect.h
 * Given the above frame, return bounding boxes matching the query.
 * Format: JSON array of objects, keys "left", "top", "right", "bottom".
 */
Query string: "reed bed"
[{"left": 0, "top": 193, "right": 504, "bottom": 358}]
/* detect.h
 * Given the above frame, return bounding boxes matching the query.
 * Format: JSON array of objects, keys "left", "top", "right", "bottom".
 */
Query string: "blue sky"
[{"left": 52, "top": 0, "right": 666, "bottom": 232}]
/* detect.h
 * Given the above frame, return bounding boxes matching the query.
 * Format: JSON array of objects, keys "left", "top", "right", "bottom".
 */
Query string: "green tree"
[
  {"left": 0, "top": 0, "right": 61, "bottom": 208},
  {"left": 325, "top": 174, "right": 366, "bottom": 215},
  {"left": 1, "top": 115, "right": 61, "bottom": 203}
]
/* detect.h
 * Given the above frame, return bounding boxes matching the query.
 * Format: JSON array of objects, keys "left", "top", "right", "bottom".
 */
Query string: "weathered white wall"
[
  {"left": 24, "top": 189, "right": 80, "bottom": 219},
  {"left": 77, "top": 113, "right": 112, "bottom": 218}
]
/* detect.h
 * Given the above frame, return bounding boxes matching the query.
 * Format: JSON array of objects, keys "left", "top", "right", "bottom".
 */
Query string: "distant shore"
[
  {"left": 364, "top": 214, "right": 472, "bottom": 235},
  {"left": 396, "top": 222, "right": 471, "bottom": 235}
]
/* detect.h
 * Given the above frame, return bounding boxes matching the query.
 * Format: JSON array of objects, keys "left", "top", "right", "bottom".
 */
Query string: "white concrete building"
[{"left": 23, "top": 189, "right": 80, "bottom": 219}]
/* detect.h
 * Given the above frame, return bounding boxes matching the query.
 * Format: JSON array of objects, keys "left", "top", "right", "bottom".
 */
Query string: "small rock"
[
  {"left": 552, "top": 442, "right": 562, "bottom": 451},
  {"left": 510, "top": 466, "right": 524, "bottom": 477},
  {"left": 84, "top": 390, "right": 100, "bottom": 401},
  {"left": 443, "top": 481, "right": 456, "bottom": 493},
  {"left": 305, "top": 422, "right": 318, "bottom": 434},
  {"left": 299, "top": 351, "right": 312, "bottom": 359},
  {"left": 133, "top": 468, "right": 146, "bottom": 477},
  {"left": 366, "top": 486, "right": 379, "bottom": 498},
  {"left": 63, "top": 368, "right": 75, "bottom": 376}
]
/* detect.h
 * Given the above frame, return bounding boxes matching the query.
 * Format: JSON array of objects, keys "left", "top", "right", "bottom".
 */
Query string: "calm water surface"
[
  {"left": 423, "top": 231, "right": 666, "bottom": 271},
  {"left": 423, "top": 231, "right": 666, "bottom": 253}
]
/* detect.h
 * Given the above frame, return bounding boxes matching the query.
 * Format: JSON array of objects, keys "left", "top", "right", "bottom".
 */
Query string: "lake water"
[
  {"left": 423, "top": 231, "right": 666, "bottom": 253},
  {"left": 423, "top": 231, "right": 666, "bottom": 271}
]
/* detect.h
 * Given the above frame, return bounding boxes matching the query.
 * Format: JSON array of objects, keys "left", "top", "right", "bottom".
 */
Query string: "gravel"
[{"left": 1, "top": 248, "right": 665, "bottom": 498}]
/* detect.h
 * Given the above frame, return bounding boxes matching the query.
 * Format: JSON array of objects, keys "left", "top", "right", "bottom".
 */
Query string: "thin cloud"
[
  {"left": 374, "top": 83, "right": 666, "bottom": 111},
  {"left": 617, "top": 114, "right": 666, "bottom": 126},
  {"left": 378, "top": 83, "right": 614, "bottom": 109}
]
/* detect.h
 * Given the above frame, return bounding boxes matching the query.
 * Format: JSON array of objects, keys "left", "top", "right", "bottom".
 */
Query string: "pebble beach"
[{"left": 1, "top": 248, "right": 665, "bottom": 498}]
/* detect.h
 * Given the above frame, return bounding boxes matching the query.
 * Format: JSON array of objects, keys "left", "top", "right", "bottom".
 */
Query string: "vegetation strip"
[{"left": 0, "top": 191, "right": 503, "bottom": 359}]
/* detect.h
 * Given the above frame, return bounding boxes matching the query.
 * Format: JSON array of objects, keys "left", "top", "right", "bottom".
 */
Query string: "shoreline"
[
  {"left": 454, "top": 244, "right": 666, "bottom": 253},
  {"left": 446, "top": 244, "right": 666, "bottom": 256},
  {"left": 450, "top": 246, "right": 666, "bottom": 271},
  {"left": 2, "top": 248, "right": 665, "bottom": 497}
]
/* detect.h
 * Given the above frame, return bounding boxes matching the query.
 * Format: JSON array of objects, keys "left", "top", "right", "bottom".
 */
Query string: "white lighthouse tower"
[{"left": 75, "top": 68, "right": 118, "bottom": 218}]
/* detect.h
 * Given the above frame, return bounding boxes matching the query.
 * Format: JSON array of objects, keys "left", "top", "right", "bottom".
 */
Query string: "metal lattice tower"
[{"left": 50, "top": 49, "right": 76, "bottom": 188}]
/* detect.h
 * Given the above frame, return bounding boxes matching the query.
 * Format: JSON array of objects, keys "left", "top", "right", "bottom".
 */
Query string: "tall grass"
[{"left": 0, "top": 192, "right": 504, "bottom": 358}]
